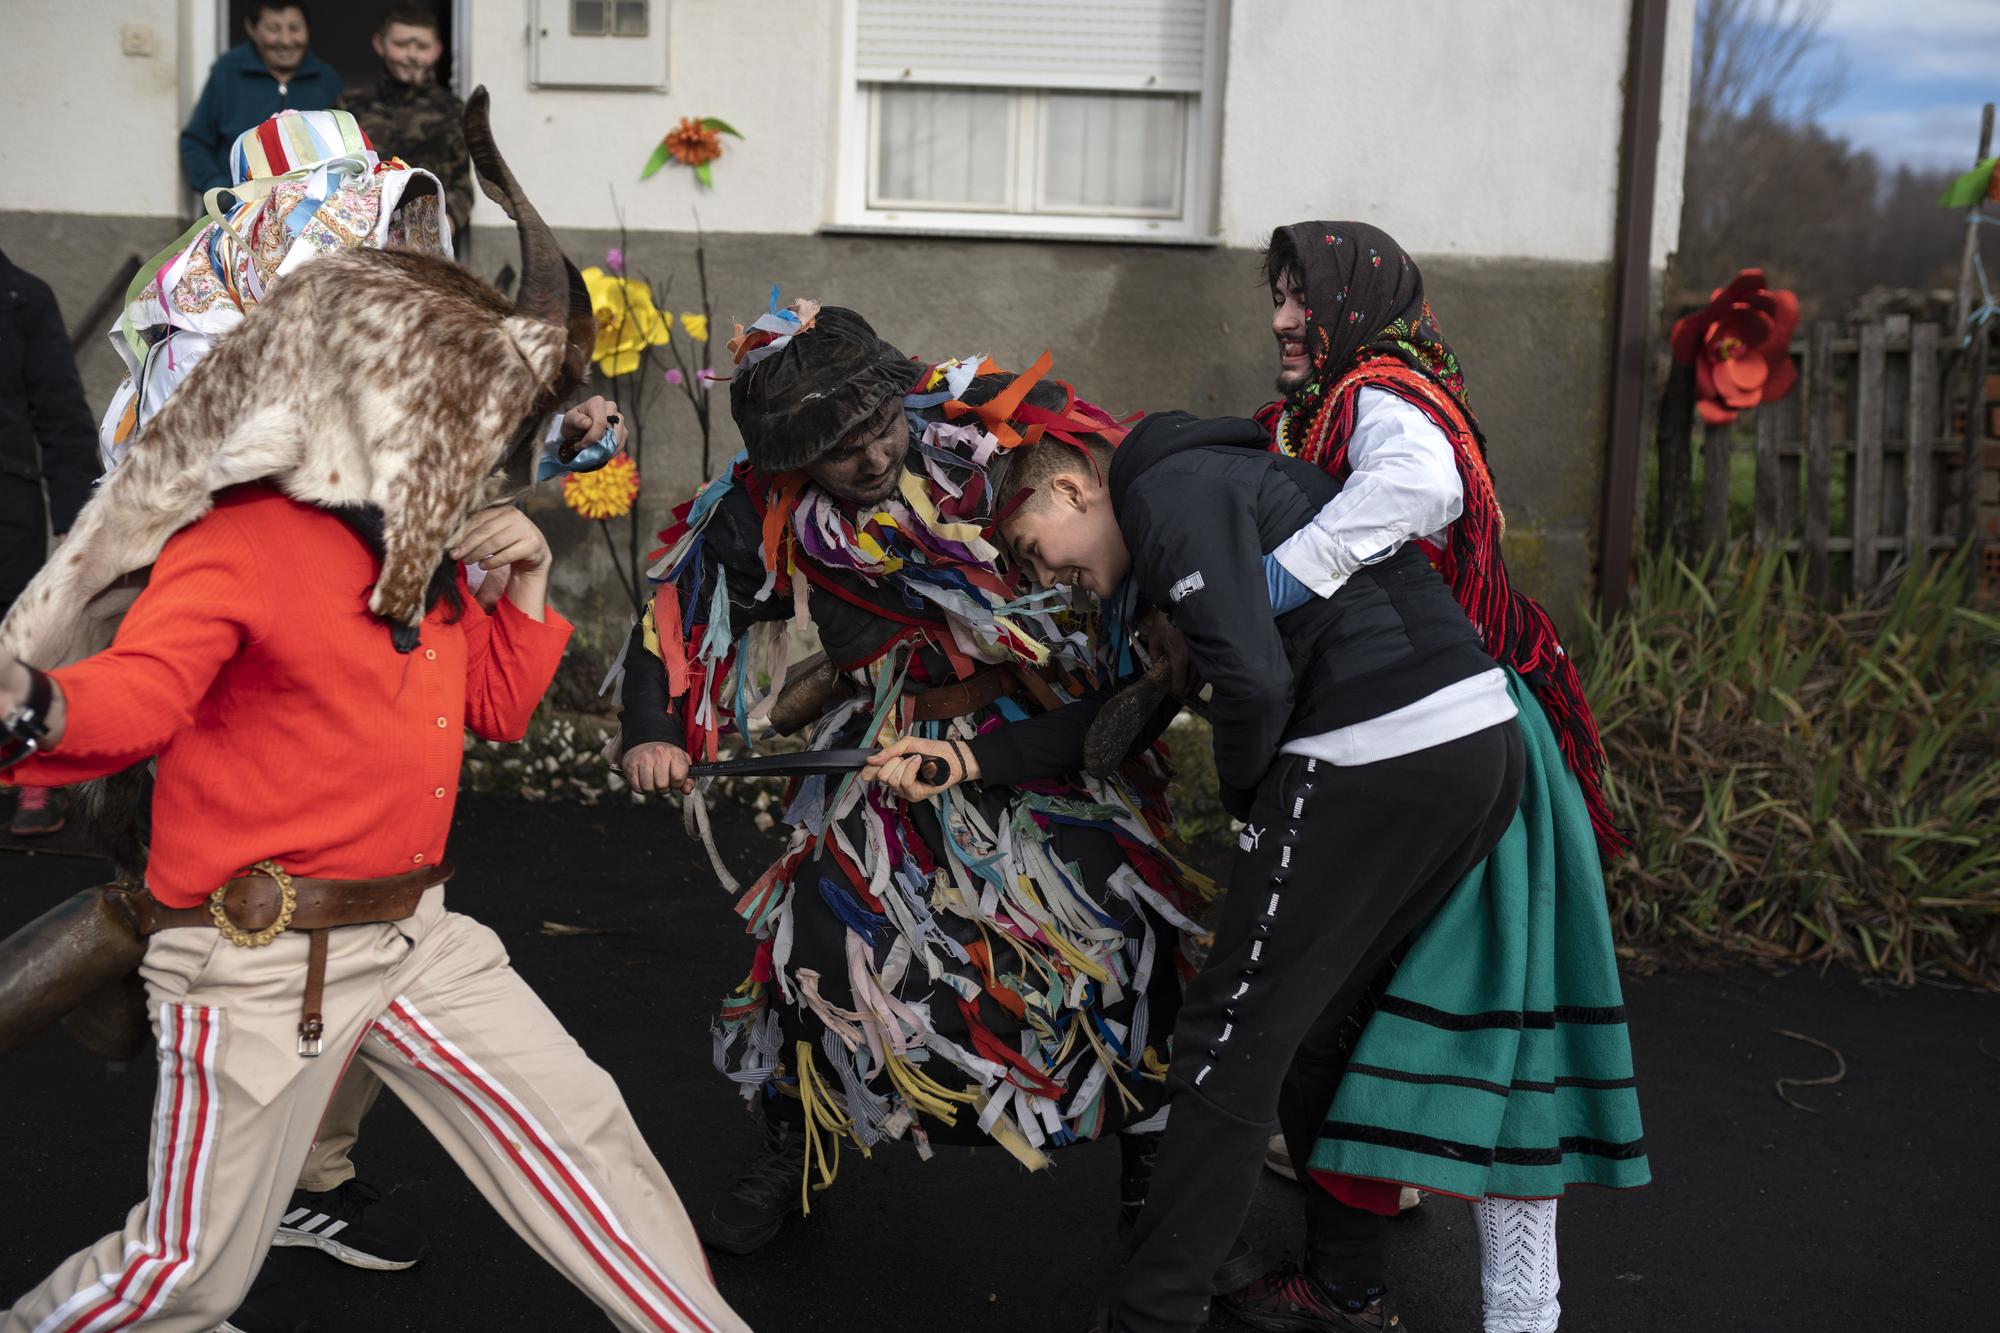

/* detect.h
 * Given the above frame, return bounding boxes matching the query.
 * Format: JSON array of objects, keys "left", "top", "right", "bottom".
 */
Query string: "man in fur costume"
[
  {"left": 0, "top": 94, "right": 749, "bottom": 1333},
  {"left": 615, "top": 303, "right": 1242, "bottom": 1280}
]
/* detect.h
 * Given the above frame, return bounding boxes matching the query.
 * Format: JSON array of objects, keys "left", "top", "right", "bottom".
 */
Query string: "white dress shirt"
[
  {"left": 1270, "top": 388, "right": 1515, "bottom": 766},
  {"left": 1270, "top": 388, "right": 1463, "bottom": 597}
]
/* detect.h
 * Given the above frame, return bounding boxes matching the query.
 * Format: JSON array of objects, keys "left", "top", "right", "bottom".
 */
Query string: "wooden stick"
[{"left": 1951, "top": 103, "right": 1995, "bottom": 337}]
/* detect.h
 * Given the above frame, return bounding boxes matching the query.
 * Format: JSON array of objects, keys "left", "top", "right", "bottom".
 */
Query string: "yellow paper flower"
[
  {"left": 681, "top": 312, "right": 709, "bottom": 342},
  {"left": 562, "top": 452, "right": 641, "bottom": 520},
  {"left": 581, "top": 267, "right": 671, "bottom": 376}
]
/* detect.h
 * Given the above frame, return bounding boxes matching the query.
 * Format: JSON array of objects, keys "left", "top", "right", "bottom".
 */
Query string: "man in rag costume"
[
  {"left": 0, "top": 95, "right": 749, "bottom": 1333},
  {"left": 1215, "top": 220, "right": 1650, "bottom": 1332},
  {"left": 616, "top": 303, "right": 1231, "bottom": 1269}
]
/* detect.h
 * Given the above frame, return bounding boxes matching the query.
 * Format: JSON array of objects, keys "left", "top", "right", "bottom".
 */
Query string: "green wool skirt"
[{"left": 1306, "top": 672, "right": 1650, "bottom": 1201}]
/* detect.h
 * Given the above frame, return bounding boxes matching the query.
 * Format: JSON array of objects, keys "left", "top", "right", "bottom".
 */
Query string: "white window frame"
[{"left": 829, "top": 1, "right": 1226, "bottom": 245}]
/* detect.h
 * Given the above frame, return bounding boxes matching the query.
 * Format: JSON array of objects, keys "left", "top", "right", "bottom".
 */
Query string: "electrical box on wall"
[{"left": 531, "top": 0, "right": 668, "bottom": 89}]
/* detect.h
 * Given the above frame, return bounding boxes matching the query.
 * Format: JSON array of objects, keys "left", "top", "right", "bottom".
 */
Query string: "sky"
[{"left": 1814, "top": 0, "right": 2000, "bottom": 174}]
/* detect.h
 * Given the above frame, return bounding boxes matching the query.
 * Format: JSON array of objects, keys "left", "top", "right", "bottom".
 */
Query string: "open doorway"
[{"left": 223, "top": 1, "right": 458, "bottom": 95}]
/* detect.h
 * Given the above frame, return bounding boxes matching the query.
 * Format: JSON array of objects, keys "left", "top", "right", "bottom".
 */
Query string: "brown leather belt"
[
  {"left": 132, "top": 861, "right": 451, "bottom": 1057},
  {"left": 911, "top": 663, "right": 1066, "bottom": 722}
]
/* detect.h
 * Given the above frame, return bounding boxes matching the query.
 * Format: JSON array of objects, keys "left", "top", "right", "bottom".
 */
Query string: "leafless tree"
[{"left": 1675, "top": 0, "right": 1990, "bottom": 316}]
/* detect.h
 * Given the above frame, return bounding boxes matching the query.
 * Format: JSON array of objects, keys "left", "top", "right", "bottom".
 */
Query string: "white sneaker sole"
[{"left": 269, "top": 1229, "right": 422, "bottom": 1271}]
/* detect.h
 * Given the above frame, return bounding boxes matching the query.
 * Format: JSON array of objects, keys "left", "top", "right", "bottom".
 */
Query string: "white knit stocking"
[{"left": 1474, "top": 1196, "right": 1561, "bottom": 1332}]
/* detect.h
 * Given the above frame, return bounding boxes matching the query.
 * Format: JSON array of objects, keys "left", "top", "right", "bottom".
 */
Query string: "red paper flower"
[{"left": 1671, "top": 269, "right": 1800, "bottom": 425}]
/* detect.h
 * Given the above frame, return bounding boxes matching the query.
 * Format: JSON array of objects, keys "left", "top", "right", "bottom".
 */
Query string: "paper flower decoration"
[
  {"left": 641, "top": 116, "right": 744, "bottom": 189},
  {"left": 1938, "top": 156, "right": 1999, "bottom": 209},
  {"left": 581, "top": 266, "right": 671, "bottom": 376},
  {"left": 681, "top": 312, "right": 709, "bottom": 342},
  {"left": 562, "top": 451, "right": 640, "bottom": 520},
  {"left": 1670, "top": 269, "right": 1800, "bottom": 426}
]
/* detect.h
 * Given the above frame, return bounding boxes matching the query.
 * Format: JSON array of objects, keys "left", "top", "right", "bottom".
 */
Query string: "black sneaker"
[
  {"left": 1219, "top": 1264, "right": 1406, "bottom": 1332},
  {"left": 699, "top": 1116, "right": 806, "bottom": 1255},
  {"left": 8, "top": 786, "right": 65, "bottom": 836},
  {"left": 271, "top": 1180, "right": 427, "bottom": 1271},
  {"left": 217, "top": 1266, "right": 310, "bottom": 1333}
]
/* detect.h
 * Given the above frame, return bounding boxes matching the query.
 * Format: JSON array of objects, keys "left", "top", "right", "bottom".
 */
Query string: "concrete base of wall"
[{"left": 2, "top": 211, "right": 1612, "bottom": 648}]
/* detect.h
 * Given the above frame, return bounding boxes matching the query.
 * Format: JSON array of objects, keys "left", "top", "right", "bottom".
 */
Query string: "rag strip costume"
[
  {"left": 3, "top": 94, "right": 746, "bottom": 1333},
  {"left": 619, "top": 307, "right": 1209, "bottom": 1190},
  {"left": 1258, "top": 221, "right": 1648, "bottom": 1332}
]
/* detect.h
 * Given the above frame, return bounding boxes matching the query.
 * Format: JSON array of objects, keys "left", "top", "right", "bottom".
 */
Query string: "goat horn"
[{"left": 462, "top": 87, "right": 594, "bottom": 377}]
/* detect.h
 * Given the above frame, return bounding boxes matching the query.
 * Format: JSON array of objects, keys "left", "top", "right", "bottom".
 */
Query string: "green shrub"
[{"left": 1576, "top": 546, "right": 2000, "bottom": 988}]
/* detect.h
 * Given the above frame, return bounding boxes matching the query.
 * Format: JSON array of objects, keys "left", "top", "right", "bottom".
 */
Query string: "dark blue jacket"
[
  {"left": 0, "top": 250, "right": 97, "bottom": 603},
  {"left": 179, "top": 42, "right": 343, "bottom": 192}
]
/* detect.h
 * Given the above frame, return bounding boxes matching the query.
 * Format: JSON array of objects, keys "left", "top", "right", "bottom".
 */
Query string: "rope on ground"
[{"left": 1772, "top": 1028, "right": 1847, "bottom": 1113}]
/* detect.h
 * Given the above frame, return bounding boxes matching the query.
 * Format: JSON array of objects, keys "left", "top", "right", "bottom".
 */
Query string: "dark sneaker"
[
  {"left": 1219, "top": 1264, "right": 1406, "bottom": 1332},
  {"left": 9, "top": 786, "right": 65, "bottom": 836},
  {"left": 217, "top": 1266, "right": 310, "bottom": 1333},
  {"left": 271, "top": 1179, "right": 427, "bottom": 1270},
  {"left": 699, "top": 1117, "right": 807, "bottom": 1255}
]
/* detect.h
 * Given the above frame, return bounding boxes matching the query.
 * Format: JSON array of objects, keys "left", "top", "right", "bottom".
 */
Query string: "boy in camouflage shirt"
[{"left": 338, "top": 5, "right": 471, "bottom": 239}]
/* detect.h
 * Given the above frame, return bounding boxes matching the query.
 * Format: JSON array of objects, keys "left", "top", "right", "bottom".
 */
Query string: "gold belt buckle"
[{"left": 209, "top": 860, "right": 297, "bottom": 947}]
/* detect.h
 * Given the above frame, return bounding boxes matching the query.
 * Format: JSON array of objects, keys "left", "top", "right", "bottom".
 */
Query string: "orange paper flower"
[
  {"left": 1670, "top": 269, "right": 1800, "bottom": 426},
  {"left": 641, "top": 116, "right": 743, "bottom": 188},
  {"left": 666, "top": 117, "right": 723, "bottom": 167},
  {"left": 563, "top": 452, "right": 641, "bottom": 520}
]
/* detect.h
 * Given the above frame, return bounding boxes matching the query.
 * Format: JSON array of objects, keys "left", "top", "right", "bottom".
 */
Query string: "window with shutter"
[{"left": 834, "top": 0, "right": 1224, "bottom": 241}]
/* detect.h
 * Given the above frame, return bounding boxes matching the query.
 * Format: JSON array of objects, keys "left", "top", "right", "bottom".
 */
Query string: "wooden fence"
[{"left": 1669, "top": 314, "right": 1987, "bottom": 602}]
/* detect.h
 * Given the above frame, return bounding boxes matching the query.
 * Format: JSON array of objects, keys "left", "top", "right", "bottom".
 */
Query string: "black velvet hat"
[{"left": 729, "top": 307, "right": 923, "bottom": 473}]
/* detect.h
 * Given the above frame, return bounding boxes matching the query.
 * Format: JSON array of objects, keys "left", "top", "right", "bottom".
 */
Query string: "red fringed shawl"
[{"left": 1260, "top": 355, "right": 1629, "bottom": 861}]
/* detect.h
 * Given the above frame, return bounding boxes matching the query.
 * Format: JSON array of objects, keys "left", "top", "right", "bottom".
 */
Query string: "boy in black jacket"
[{"left": 870, "top": 411, "right": 1526, "bottom": 1333}]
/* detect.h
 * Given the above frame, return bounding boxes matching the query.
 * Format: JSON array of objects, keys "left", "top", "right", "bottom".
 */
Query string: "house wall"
[{"left": 0, "top": 0, "right": 1693, "bottom": 652}]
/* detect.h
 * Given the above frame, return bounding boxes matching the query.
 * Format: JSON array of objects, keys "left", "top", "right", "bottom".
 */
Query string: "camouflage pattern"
[{"left": 339, "top": 75, "right": 472, "bottom": 238}]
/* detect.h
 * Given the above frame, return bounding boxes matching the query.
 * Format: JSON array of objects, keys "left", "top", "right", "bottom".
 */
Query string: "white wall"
[
  {"left": 467, "top": 0, "right": 842, "bottom": 236},
  {"left": 1216, "top": 0, "right": 1690, "bottom": 262},
  {"left": 0, "top": 0, "right": 186, "bottom": 218},
  {"left": 0, "top": 0, "right": 1692, "bottom": 268},
  {"left": 1653, "top": 0, "right": 1695, "bottom": 271}
]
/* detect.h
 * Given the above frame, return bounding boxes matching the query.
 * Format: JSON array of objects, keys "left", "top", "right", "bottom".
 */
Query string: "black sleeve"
[
  {"left": 616, "top": 484, "right": 792, "bottom": 753},
  {"left": 1124, "top": 463, "right": 1295, "bottom": 794},
  {"left": 19, "top": 277, "right": 97, "bottom": 532},
  {"left": 618, "top": 619, "right": 679, "bottom": 748},
  {"left": 963, "top": 678, "right": 1181, "bottom": 789},
  {"left": 964, "top": 682, "right": 1111, "bottom": 787}
]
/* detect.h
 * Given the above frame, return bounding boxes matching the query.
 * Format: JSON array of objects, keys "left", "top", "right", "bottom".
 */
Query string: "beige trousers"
[
  {"left": 293, "top": 1058, "right": 381, "bottom": 1193},
  {"left": 5, "top": 888, "right": 750, "bottom": 1333}
]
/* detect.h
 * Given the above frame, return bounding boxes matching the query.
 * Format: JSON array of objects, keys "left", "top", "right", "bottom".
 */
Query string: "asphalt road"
[{"left": 2, "top": 792, "right": 1995, "bottom": 1331}]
